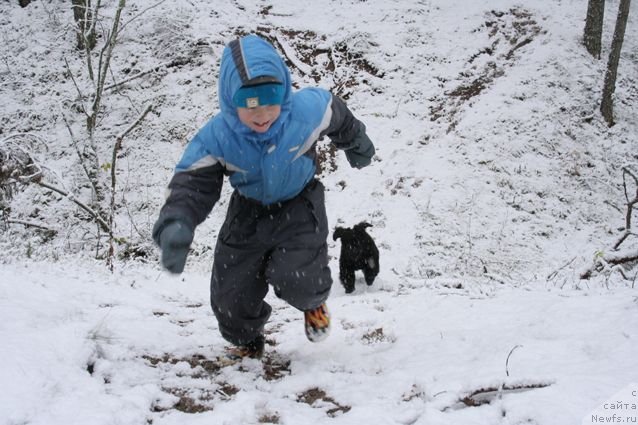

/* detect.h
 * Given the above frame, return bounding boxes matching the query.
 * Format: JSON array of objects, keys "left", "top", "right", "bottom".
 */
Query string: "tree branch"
[
  {"left": 90, "top": 0, "right": 125, "bottom": 132},
  {"left": 107, "top": 102, "right": 152, "bottom": 270},
  {"left": 35, "top": 180, "right": 109, "bottom": 233},
  {"left": 59, "top": 107, "right": 101, "bottom": 200},
  {"left": 459, "top": 382, "right": 552, "bottom": 407},
  {"left": 110, "top": 103, "right": 152, "bottom": 213},
  {"left": 613, "top": 167, "right": 638, "bottom": 250},
  {"left": 7, "top": 218, "right": 58, "bottom": 234},
  {"left": 64, "top": 57, "right": 89, "bottom": 117},
  {"left": 547, "top": 257, "right": 576, "bottom": 281},
  {"left": 104, "top": 57, "right": 191, "bottom": 92}
]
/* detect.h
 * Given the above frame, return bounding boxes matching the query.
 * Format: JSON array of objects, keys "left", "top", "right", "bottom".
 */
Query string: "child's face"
[{"left": 237, "top": 105, "right": 281, "bottom": 133}]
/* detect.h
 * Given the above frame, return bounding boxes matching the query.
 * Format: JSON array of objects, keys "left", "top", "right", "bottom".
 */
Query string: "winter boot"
[
  {"left": 223, "top": 335, "right": 265, "bottom": 362},
  {"left": 304, "top": 303, "right": 331, "bottom": 342}
]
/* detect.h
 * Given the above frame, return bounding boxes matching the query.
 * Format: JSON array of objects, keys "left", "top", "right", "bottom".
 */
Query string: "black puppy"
[{"left": 333, "top": 222, "right": 379, "bottom": 294}]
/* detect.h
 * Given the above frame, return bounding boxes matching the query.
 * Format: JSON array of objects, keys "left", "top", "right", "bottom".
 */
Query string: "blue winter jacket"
[{"left": 153, "top": 35, "right": 375, "bottom": 235}]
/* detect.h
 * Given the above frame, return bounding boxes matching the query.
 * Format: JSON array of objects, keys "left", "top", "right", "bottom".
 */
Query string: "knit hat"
[{"left": 232, "top": 75, "right": 285, "bottom": 108}]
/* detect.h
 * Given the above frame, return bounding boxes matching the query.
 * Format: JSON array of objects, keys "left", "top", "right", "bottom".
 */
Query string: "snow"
[
  {"left": 1, "top": 262, "right": 637, "bottom": 424},
  {"left": 1, "top": 0, "right": 638, "bottom": 424}
]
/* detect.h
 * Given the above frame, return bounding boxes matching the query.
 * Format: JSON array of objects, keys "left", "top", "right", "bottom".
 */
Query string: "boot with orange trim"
[{"left": 304, "top": 303, "right": 331, "bottom": 342}]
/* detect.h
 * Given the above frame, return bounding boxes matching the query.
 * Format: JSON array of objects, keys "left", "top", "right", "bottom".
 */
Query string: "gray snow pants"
[{"left": 210, "top": 179, "right": 332, "bottom": 346}]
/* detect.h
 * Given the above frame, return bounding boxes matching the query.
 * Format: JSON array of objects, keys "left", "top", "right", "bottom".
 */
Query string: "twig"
[
  {"left": 621, "top": 166, "right": 638, "bottom": 203},
  {"left": 90, "top": 0, "right": 125, "bottom": 132},
  {"left": 547, "top": 257, "right": 576, "bottom": 281},
  {"left": 603, "top": 199, "right": 623, "bottom": 214},
  {"left": 613, "top": 167, "right": 638, "bottom": 250},
  {"left": 611, "top": 265, "right": 629, "bottom": 280},
  {"left": 505, "top": 344, "right": 523, "bottom": 377},
  {"left": 121, "top": 197, "right": 144, "bottom": 239},
  {"left": 36, "top": 180, "right": 109, "bottom": 233},
  {"left": 64, "top": 57, "right": 87, "bottom": 113},
  {"left": 104, "top": 57, "right": 190, "bottom": 91},
  {"left": 613, "top": 232, "right": 635, "bottom": 250},
  {"left": 109, "top": 103, "right": 152, "bottom": 206},
  {"left": 110, "top": 104, "right": 152, "bottom": 192},
  {"left": 119, "top": 104, "right": 152, "bottom": 141},
  {"left": 1, "top": 132, "right": 49, "bottom": 150},
  {"left": 83, "top": 0, "right": 101, "bottom": 80},
  {"left": 107, "top": 103, "right": 152, "bottom": 270},
  {"left": 7, "top": 219, "right": 57, "bottom": 233},
  {"left": 59, "top": 107, "right": 101, "bottom": 200}
]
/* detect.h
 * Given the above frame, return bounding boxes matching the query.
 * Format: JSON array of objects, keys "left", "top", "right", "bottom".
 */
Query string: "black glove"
[
  {"left": 345, "top": 125, "right": 375, "bottom": 169},
  {"left": 155, "top": 220, "right": 194, "bottom": 274}
]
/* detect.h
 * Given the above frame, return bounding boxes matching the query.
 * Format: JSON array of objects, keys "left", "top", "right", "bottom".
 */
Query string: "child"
[{"left": 152, "top": 34, "right": 375, "bottom": 359}]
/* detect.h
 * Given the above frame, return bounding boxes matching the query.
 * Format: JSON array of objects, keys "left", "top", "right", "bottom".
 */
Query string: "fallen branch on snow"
[
  {"left": 459, "top": 382, "right": 553, "bottom": 407},
  {"left": 104, "top": 57, "right": 194, "bottom": 92},
  {"left": 6, "top": 218, "right": 58, "bottom": 234}
]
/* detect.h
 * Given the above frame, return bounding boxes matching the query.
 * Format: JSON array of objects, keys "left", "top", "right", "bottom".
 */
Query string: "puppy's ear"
[{"left": 333, "top": 227, "right": 344, "bottom": 240}]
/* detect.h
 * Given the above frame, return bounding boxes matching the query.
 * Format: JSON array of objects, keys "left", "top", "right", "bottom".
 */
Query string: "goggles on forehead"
[{"left": 233, "top": 83, "right": 285, "bottom": 108}]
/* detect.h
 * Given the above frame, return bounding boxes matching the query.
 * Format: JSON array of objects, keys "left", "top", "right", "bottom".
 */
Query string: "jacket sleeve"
[
  {"left": 321, "top": 94, "right": 376, "bottom": 168},
  {"left": 152, "top": 138, "right": 225, "bottom": 244}
]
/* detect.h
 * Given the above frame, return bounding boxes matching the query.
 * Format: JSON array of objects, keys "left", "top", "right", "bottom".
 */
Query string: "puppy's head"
[
  {"left": 333, "top": 226, "right": 345, "bottom": 241},
  {"left": 354, "top": 221, "right": 372, "bottom": 233}
]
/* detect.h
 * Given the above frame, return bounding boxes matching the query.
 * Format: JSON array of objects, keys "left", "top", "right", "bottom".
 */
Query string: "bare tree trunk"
[
  {"left": 72, "top": 0, "right": 97, "bottom": 51},
  {"left": 80, "top": 0, "right": 123, "bottom": 206},
  {"left": 584, "top": 0, "right": 605, "bottom": 58},
  {"left": 601, "top": 0, "right": 631, "bottom": 126}
]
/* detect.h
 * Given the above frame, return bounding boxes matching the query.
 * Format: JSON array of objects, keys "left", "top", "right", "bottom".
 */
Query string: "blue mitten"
[{"left": 156, "top": 220, "right": 194, "bottom": 274}]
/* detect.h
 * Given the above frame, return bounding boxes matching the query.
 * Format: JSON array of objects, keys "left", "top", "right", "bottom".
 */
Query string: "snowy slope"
[{"left": 1, "top": 0, "right": 638, "bottom": 424}]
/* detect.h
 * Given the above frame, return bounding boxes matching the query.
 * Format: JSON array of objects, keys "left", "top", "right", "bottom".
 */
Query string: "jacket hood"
[{"left": 218, "top": 35, "right": 292, "bottom": 141}]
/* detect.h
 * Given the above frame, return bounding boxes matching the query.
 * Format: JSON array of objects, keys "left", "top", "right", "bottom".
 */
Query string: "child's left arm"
[{"left": 321, "top": 94, "right": 376, "bottom": 169}]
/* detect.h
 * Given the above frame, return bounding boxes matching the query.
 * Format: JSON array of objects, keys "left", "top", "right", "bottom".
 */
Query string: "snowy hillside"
[{"left": 1, "top": 0, "right": 637, "bottom": 424}]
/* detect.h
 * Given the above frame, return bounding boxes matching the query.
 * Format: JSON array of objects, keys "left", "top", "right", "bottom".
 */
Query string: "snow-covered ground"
[
  {"left": 1, "top": 262, "right": 637, "bottom": 425},
  {"left": 1, "top": 0, "right": 637, "bottom": 424}
]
